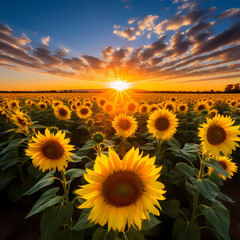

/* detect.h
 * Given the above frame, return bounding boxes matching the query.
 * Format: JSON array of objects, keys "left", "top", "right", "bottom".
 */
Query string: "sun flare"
[{"left": 111, "top": 80, "right": 129, "bottom": 91}]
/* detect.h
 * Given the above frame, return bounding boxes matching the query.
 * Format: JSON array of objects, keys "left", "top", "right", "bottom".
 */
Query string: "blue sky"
[{"left": 0, "top": 0, "right": 240, "bottom": 90}]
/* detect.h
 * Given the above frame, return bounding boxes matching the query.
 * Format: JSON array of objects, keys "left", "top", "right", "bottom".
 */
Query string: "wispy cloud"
[{"left": 41, "top": 36, "right": 50, "bottom": 46}]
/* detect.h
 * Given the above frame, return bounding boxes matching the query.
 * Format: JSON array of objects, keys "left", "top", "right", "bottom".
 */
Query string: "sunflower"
[
  {"left": 11, "top": 109, "right": 29, "bottom": 131},
  {"left": 147, "top": 108, "right": 179, "bottom": 140},
  {"left": 37, "top": 102, "right": 47, "bottom": 111},
  {"left": 104, "top": 102, "right": 115, "bottom": 114},
  {"left": 8, "top": 100, "right": 19, "bottom": 110},
  {"left": 71, "top": 104, "right": 77, "bottom": 111},
  {"left": 76, "top": 147, "right": 166, "bottom": 232},
  {"left": 77, "top": 106, "right": 92, "bottom": 119},
  {"left": 125, "top": 101, "right": 138, "bottom": 115},
  {"left": 178, "top": 103, "right": 188, "bottom": 114},
  {"left": 98, "top": 98, "right": 107, "bottom": 108},
  {"left": 194, "top": 102, "right": 209, "bottom": 115},
  {"left": 52, "top": 100, "right": 62, "bottom": 108},
  {"left": 139, "top": 104, "right": 149, "bottom": 114},
  {"left": 149, "top": 104, "right": 159, "bottom": 113},
  {"left": 163, "top": 101, "right": 176, "bottom": 113},
  {"left": 199, "top": 114, "right": 240, "bottom": 156},
  {"left": 86, "top": 118, "right": 95, "bottom": 128},
  {"left": 54, "top": 105, "right": 71, "bottom": 121},
  {"left": 92, "top": 131, "right": 105, "bottom": 143},
  {"left": 26, "top": 128, "right": 75, "bottom": 172},
  {"left": 207, "top": 156, "right": 238, "bottom": 180},
  {"left": 84, "top": 101, "right": 93, "bottom": 108},
  {"left": 209, "top": 109, "right": 218, "bottom": 118},
  {"left": 112, "top": 114, "right": 137, "bottom": 138}
]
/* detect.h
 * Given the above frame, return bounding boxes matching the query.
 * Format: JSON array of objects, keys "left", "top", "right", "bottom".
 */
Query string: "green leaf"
[
  {"left": 185, "top": 180, "right": 197, "bottom": 196},
  {"left": 0, "top": 138, "right": 23, "bottom": 155},
  {"left": 32, "top": 124, "right": 48, "bottom": 129},
  {"left": 23, "top": 170, "right": 55, "bottom": 195},
  {"left": 71, "top": 208, "right": 95, "bottom": 231},
  {"left": 26, "top": 187, "right": 62, "bottom": 218},
  {"left": 203, "top": 159, "right": 230, "bottom": 177},
  {"left": 126, "top": 228, "right": 145, "bottom": 240},
  {"left": 172, "top": 218, "right": 200, "bottom": 240},
  {"left": 41, "top": 201, "right": 74, "bottom": 240},
  {"left": 0, "top": 176, "right": 11, "bottom": 191},
  {"left": 92, "top": 228, "right": 116, "bottom": 240},
  {"left": 65, "top": 168, "right": 85, "bottom": 181},
  {"left": 70, "top": 155, "right": 83, "bottom": 162},
  {"left": 175, "top": 163, "right": 198, "bottom": 178},
  {"left": 199, "top": 200, "right": 230, "bottom": 240},
  {"left": 142, "top": 213, "right": 161, "bottom": 231},
  {"left": 162, "top": 199, "right": 181, "bottom": 218},
  {"left": 217, "top": 192, "right": 234, "bottom": 203},
  {"left": 0, "top": 150, "right": 18, "bottom": 170},
  {"left": 190, "top": 178, "right": 220, "bottom": 201},
  {"left": 207, "top": 172, "right": 223, "bottom": 186}
]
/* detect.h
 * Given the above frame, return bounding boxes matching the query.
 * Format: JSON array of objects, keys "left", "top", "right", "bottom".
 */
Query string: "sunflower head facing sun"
[
  {"left": 76, "top": 147, "right": 166, "bottom": 232},
  {"left": 26, "top": 128, "right": 75, "bottom": 172},
  {"left": 112, "top": 114, "right": 138, "bottom": 138},
  {"left": 147, "top": 108, "right": 179, "bottom": 140},
  {"left": 199, "top": 114, "right": 240, "bottom": 156}
]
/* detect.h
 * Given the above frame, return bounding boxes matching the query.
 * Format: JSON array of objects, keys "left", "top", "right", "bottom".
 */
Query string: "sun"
[{"left": 111, "top": 80, "right": 129, "bottom": 91}]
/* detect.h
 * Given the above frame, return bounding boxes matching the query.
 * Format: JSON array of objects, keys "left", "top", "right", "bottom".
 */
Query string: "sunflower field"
[{"left": 0, "top": 92, "right": 240, "bottom": 240}]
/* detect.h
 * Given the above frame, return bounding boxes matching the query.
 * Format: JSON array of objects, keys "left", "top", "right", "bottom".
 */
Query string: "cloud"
[
  {"left": 41, "top": 36, "right": 50, "bottom": 46},
  {"left": 113, "top": 27, "right": 140, "bottom": 40},
  {"left": 217, "top": 8, "right": 240, "bottom": 19},
  {"left": 137, "top": 15, "right": 159, "bottom": 31},
  {"left": 128, "top": 17, "right": 137, "bottom": 24},
  {"left": 0, "top": 5, "right": 240, "bottom": 86}
]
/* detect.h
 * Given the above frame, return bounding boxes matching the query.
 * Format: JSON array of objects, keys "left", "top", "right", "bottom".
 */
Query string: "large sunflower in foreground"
[
  {"left": 76, "top": 147, "right": 166, "bottom": 232},
  {"left": 112, "top": 114, "right": 137, "bottom": 138},
  {"left": 199, "top": 114, "right": 240, "bottom": 156},
  {"left": 26, "top": 128, "right": 75, "bottom": 172},
  {"left": 147, "top": 108, "right": 179, "bottom": 140},
  {"left": 207, "top": 156, "right": 238, "bottom": 180}
]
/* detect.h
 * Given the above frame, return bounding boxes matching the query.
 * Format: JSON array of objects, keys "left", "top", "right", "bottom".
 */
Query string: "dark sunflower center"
[
  {"left": 166, "top": 105, "right": 173, "bottom": 111},
  {"left": 207, "top": 125, "right": 226, "bottom": 145},
  {"left": 118, "top": 119, "right": 131, "bottom": 130},
  {"left": 40, "top": 104, "right": 45, "bottom": 109},
  {"left": 12, "top": 102, "right": 16, "bottom": 107},
  {"left": 141, "top": 106, "right": 147, "bottom": 112},
  {"left": 106, "top": 105, "right": 113, "bottom": 111},
  {"left": 59, "top": 108, "right": 67, "bottom": 116},
  {"left": 198, "top": 105, "right": 205, "bottom": 111},
  {"left": 42, "top": 140, "right": 64, "bottom": 160},
  {"left": 155, "top": 117, "right": 170, "bottom": 131},
  {"left": 219, "top": 161, "right": 227, "bottom": 170},
  {"left": 100, "top": 100, "right": 106, "bottom": 106},
  {"left": 102, "top": 171, "right": 144, "bottom": 207},
  {"left": 180, "top": 106, "right": 185, "bottom": 111},
  {"left": 85, "top": 103, "right": 91, "bottom": 107},
  {"left": 80, "top": 108, "right": 88, "bottom": 115},
  {"left": 151, "top": 107, "right": 157, "bottom": 112},
  {"left": 93, "top": 133, "right": 104, "bottom": 143},
  {"left": 128, "top": 103, "right": 136, "bottom": 111},
  {"left": 72, "top": 105, "right": 76, "bottom": 110},
  {"left": 211, "top": 111, "right": 216, "bottom": 117},
  {"left": 17, "top": 117, "right": 26, "bottom": 126}
]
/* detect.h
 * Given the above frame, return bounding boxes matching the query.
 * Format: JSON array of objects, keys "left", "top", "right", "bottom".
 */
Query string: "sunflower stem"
[
  {"left": 61, "top": 170, "right": 69, "bottom": 203},
  {"left": 190, "top": 153, "right": 205, "bottom": 223}
]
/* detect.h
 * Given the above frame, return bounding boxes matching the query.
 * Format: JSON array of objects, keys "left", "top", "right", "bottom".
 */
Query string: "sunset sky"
[{"left": 0, "top": 0, "right": 240, "bottom": 91}]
